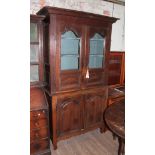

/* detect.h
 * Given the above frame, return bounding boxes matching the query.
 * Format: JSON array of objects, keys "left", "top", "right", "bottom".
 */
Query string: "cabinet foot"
[
  {"left": 100, "top": 126, "right": 106, "bottom": 133},
  {"left": 53, "top": 143, "right": 57, "bottom": 150}
]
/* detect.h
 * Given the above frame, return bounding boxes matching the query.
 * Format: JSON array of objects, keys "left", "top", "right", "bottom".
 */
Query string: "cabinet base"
[{"left": 52, "top": 125, "right": 105, "bottom": 150}]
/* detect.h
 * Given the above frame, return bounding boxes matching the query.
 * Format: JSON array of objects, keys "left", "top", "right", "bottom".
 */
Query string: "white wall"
[
  {"left": 111, "top": 4, "right": 125, "bottom": 51},
  {"left": 30, "top": 0, "right": 125, "bottom": 51}
]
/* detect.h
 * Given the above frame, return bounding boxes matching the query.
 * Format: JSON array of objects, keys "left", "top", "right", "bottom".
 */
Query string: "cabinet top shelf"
[{"left": 37, "top": 6, "right": 118, "bottom": 23}]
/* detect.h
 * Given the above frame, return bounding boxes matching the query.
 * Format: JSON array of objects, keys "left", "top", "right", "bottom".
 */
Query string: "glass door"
[
  {"left": 85, "top": 27, "right": 107, "bottom": 87},
  {"left": 30, "top": 16, "right": 44, "bottom": 85},
  {"left": 30, "top": 22, "right": 39, "bottom": 82},
  {"left": 57, "top": 23, "right": 83, "bottom": 91}
]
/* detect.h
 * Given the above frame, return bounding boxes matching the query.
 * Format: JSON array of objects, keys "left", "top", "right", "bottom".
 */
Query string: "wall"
[
  {"left": 30, "top": 0, "right": 125, "bottom": 51},
  {"left": 110, "top": 3, "right": 125, "bottom": 51}
]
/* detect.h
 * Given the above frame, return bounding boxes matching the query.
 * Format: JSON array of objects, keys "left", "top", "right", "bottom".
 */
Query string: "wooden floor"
[{"left": 50, "top": 129, "right": 119, "bottom": 155}]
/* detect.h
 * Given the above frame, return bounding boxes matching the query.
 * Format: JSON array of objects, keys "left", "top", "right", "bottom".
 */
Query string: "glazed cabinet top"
[
  {"left": 37, "top": 7, "right": 118, "bottom": 95},
  {"left": 30, "top": 15, "right": 45, "bottom": 87}
]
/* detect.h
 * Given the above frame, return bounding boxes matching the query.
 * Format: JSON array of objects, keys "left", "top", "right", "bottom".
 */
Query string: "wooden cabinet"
[
  {"left": 30, "top": 87, "right": 51, "bottom": 155},
  {"left": 30, "top": 15, "right": 45, "bottom": 86},
  {"left": 30, "top": 15, "right": 51, "bottom": 155},
  {"left": 52, "top": 88, "right": 107, "bottom": 149},
  {"left": 108, "top": 51, "right": 125, "bottom": 86},
  {"left": 37, "top": 7, "right": 117, "bottom": 94},
  {"left": 37, "top": 6, "right": 117, "bottom": 149}
]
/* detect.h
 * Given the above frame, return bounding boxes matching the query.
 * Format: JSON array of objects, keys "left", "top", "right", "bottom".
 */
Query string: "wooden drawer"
[
  {"left": 30, "top": 110, "right": 47, "bottom": 120},
  {"left": 30, "top": 118, "right": 48, "bottom": 130},
  {"left": 30, "top": 138, "right": 49, "bottom": 154},
  {"left": 30, "top": 127, "right": 48, "bottom": 141}
]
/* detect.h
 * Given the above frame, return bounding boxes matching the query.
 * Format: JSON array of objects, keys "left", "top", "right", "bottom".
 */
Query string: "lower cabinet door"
[
  {"left": 85, "top": 90, "right": 107, "bottom": 128},
  {"left": 56, "top": 95, "right": 83, "bottom": 137}
]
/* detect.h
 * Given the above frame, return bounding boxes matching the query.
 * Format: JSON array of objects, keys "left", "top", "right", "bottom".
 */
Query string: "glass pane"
[
  {"left": 30, "top": 65, "right": 39, "bottom": 82},
  {"left": 89, "top": 33, "right": 104, "bottom": 68},
  {"left": 61, "top": 38, "right": 79, "bottom": 54},
  {"left": 90, "top": 33, "right": 104, "bottom": 54},
  {"left": 89, "top": 55, "right": 103, "bottom": 68},
  {"left": 30, "top": 44, "right": 39, "bottom": 62},
  {"left": 30, "top": 23, "right": 38, "bottom": 42},
  {"left": 61, "top": 55, "right": 79, "bottom": 70},
  {"left": 61, "top": 31, "right": 80, "bottom": 70}
]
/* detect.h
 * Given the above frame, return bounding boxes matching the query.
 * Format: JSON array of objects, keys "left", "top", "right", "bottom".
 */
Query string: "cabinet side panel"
[
  {"left": 44, "top": 23, "right": 51, "bottom": 91},
  {"left": 49, "top": 15, "right": 57, "bottom": 93}
]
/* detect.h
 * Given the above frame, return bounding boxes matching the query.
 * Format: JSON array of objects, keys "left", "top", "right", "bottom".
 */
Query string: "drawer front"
[
  {"left": 30, "top": 110, "right": 47, "bottom": 120},
  {"left": 30, "top": 119, "right": 48, "bottom": 130},
  {"left": 30, "top": 138, "right": 49, "bottom": 154},
  {"left": 30, "top": 127, "right": 48, "bottom": 141}
]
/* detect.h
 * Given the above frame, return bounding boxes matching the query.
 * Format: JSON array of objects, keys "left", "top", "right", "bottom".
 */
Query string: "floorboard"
[{"left": 50, "top": 129, "right": 119, "bottom": 155}]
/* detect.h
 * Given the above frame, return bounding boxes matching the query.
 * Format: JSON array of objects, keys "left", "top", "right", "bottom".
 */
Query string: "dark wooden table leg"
[{"left": 118, "top": 138, "right": 125, "bottom": 155}]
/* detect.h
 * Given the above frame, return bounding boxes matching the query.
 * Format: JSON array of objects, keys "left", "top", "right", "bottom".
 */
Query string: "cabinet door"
[
  {"left": 57, "top": 23, "right": 84, "bottom": 91},
  {"left": 84, "top": 27, "right": 108, "bottom": 87},
  {"left": 85, "top": 90, "right": 107, "bottom": 128},
  {"left": 56, "top": 95, "right": 83, "bottom": 137}
]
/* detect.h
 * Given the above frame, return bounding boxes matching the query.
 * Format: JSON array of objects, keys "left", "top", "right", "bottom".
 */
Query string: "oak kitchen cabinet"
[{"left": 37, "top": 6, "right": 118, "bottom": 149}]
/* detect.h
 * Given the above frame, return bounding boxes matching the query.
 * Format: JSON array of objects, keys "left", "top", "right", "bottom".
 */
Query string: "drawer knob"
[{"left": 33, "top": 113, "right": 40, "bottom": 117}]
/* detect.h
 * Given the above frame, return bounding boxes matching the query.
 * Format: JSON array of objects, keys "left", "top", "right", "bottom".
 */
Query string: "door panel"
[
  {"left": 85, "top": 90, "right": 107, "bottom": 128},
  {"left": 56, "top": 95, "right": 83, "bottom": 136},
  {"left": 84, "top": 26, "right": 108, "bottom": 87}
]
